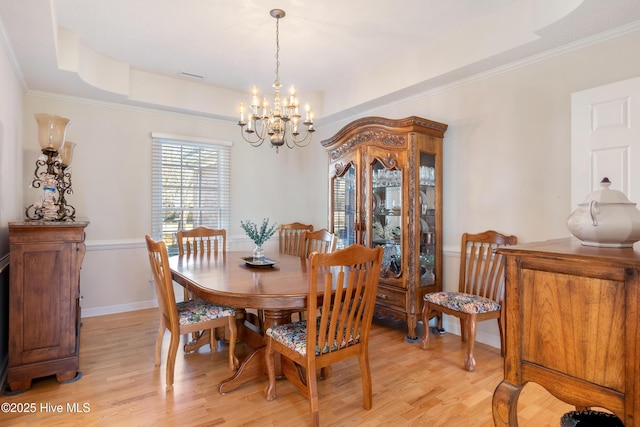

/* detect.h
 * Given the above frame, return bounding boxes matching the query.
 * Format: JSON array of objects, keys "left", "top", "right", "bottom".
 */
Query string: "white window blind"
[{"left": 151, "top": 133, "right": 231, "bottom": 255}]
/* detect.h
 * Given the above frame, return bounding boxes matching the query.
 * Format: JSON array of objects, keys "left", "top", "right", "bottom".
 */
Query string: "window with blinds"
[{"left": 151, "top": 133, "right": 231, "bottom": 255}]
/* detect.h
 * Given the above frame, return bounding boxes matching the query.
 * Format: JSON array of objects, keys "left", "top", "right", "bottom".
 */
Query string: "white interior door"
[{"left": 571, "top": 76, "right": 640, "bottom": 208}]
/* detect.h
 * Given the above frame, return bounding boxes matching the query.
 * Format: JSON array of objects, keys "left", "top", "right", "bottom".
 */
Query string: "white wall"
[
  {"left": 0, "top": 35, "right": 24, "bottom": 249},
  {"left": 20, "top": 28, "right": 640, "bottom": 347},
  {"left": 22, "top": 96, "right": 327, "bottom": 315},
  {"left": 0, "top": 26, "right": 25, "bottom": 383}
]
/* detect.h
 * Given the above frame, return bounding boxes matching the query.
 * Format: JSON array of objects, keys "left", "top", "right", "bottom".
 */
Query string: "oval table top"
[{"left": 169, "top": 251, "right": 314, "bottom": 310}]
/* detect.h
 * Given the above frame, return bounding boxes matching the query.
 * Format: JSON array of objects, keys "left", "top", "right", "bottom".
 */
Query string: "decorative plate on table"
[{"left": 241, "top": 257, "right": 278, "bottom": 268}]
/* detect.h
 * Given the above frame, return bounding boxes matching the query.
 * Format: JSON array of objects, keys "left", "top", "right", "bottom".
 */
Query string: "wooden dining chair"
[
  {"left": 302, "top": 228, "right": 337, "bottom": 259},
  {"left": 274, "top": 222, "right": 315, "bottom": 324},
  {"left": 420, "top": 230, "right": 517, "bottom": 371},
  {"left": 177, "top": 227, "right": 229, "bottom": 341},
  {"left": 145, "top": 235, "right": 238, "bottom": 388},
  {"left": 297, "top": 228, "right": 338, "bottom": 321},
  {"left": 177, "top": 226, "right": 226, "bottom": 256},
  {"left": 264, "top": 244, "right": 383, "bottom": 426},
  {"left": 279, "top": 222, "right": 313, "bottom": 257}
]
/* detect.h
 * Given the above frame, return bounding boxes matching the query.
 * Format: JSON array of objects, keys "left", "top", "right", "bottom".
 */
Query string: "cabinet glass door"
[
  {"left": 331, "top": 164, "right": 357, "bottom": 249},
  {"left": 419, "top": 152, "right": 436, "bottom": 286},
  {"left": 370, "top": 159, "right": 403, "bottom": 279}
]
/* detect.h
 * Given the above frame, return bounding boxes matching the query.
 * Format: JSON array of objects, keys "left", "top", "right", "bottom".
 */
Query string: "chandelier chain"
[{"left": 274, "top": 15, "right": 280, "bottom": 87}]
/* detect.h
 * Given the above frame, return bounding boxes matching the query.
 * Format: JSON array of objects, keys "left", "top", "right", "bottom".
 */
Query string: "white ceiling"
[{"left": 1, "top": 0, "right": 640, "bottom": 123}]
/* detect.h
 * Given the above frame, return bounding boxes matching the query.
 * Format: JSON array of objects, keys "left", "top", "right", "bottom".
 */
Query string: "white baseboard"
[{"left": 81, "top": 300, "right": 158, "bottom": 318}]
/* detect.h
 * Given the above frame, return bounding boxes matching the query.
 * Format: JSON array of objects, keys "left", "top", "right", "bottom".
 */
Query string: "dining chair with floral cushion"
[
  {"left": 145, "top": 235, "right": 238, "bottom": 388},
  {"left": 177, "top": 227, "right": 230, "bottom": 343},
  {"left": 420, "top": 230, "right": 517, "bottom": 371},
  {"left": 264, "top": 244, "right": 383, "bottom": 426}
]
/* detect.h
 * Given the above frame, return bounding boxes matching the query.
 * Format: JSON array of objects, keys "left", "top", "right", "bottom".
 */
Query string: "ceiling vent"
[{"left": 178, "top": 71, "right": 204, "bottom": 80}]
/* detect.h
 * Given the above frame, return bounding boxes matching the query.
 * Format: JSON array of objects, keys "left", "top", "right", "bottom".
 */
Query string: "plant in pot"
[{"left": 240, "top": 218, "right": 277, "bottom": 261}]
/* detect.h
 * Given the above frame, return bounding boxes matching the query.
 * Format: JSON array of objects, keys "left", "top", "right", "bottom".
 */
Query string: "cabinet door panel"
[
  {"left": 521, "top": 267, "right": 625, "bottom": 391},
  {"left": 370, "top": 157, "right": 404, "bottom": 281},
  {"left": 330, "top": 161, "right": 358, "bottom": 249},
  {"left": 418, "top": 151, "right": 437, "bottom": 287},
  {"left": 10, "top": 243, "right": 73, "bottom": 364}
]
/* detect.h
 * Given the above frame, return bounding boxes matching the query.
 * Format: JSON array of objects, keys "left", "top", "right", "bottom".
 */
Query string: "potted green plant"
[{"left": 240, "top": 218, "right": 277, "bottom": 261}]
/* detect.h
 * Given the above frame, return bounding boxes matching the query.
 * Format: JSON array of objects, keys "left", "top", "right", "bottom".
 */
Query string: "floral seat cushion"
[
  {"left": 424, "top": 292, "right": 500, "bottom": 314},
  {"left": 266, "top": 320, "right": 359, "bottom": 357},
  {"left": 176, "top": 297, "right": 236, "bottom": 325}
]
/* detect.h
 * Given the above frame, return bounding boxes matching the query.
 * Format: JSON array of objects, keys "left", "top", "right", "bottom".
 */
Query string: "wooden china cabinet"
[
  {"left": 322, "top": 116, "right": 447, "bottom": 341},
  {"left": 7, "top": 221, "right": 88, "bottom": 392}
]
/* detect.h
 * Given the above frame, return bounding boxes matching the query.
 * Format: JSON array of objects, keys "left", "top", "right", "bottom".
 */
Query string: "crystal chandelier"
[{"left": 238, "top": 9, "right": 314, "bottom": 153}]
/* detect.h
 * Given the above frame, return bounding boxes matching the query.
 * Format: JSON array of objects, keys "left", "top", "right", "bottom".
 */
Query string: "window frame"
[{"left": 151, "top": 132, "right": 231, "bottom": 255}]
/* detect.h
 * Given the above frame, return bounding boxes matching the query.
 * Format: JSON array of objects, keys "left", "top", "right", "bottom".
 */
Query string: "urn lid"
[{"left": 580, "top": 177, "right": 635, "bottom": 205}]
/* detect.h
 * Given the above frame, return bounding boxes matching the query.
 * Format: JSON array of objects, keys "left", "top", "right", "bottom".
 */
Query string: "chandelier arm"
[
  {"left": 238, "top": 115, "right": 274, "bottom": 146},
  {"left": 285, "top": 130, "right": 313, "bottom": 147},
  {"left": 240, "top": 132, "right": 266, "bottom": 147},
  {"left": 284, "top": 127, "right": 314, "bottom": 148},
  {"left": 239, "top": 126, "right": 267, "bottom": 146}
]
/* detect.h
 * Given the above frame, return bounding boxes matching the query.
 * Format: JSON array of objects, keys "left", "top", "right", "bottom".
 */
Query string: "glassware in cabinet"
[{"left": 371, "top": 159, "right": 403, "bottom": 279}]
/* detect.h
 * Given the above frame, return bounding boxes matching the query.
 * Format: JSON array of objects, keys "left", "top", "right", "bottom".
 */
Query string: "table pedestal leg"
[
  {"left": 218, "top": 309, "right": 292, "bottom": 394},
  {"left": 184, "top": 330, "right": 211, "bottom": 353},
  {"left": 218, "top": 345, "right": 267, "bottom": 394}
]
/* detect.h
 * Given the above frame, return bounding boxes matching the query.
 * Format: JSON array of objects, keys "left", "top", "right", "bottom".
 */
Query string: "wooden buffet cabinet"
[
  {"left": 493, "top": 238, "right": 640, "bottom": 426},
  {"left": 322, "top": 116, "right": 447, "bottom": 341},
  {"left": 7, "top": 221, "right": 88, "bottom": 392}
]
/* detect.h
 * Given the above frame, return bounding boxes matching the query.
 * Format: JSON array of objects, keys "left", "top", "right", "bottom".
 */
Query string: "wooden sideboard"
[
  {"left": 7, "top": 221, "right": 88, "bottom": 392},
  {"left": 492, "top": 238, "right": 639, "bottom": 426}
]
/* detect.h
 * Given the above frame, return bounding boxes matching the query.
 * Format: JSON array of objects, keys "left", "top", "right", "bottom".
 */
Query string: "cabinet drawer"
[
  {"left": 375, "top": 286, "right": 406, "bottom": 309},
  {"left": 9, "top": 223, "right": 87, "bottom": 244}
]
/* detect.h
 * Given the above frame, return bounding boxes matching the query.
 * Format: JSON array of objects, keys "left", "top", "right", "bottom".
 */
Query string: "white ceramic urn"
[{"left": 566, "top": 177, "right": 640, "bottom": 248}]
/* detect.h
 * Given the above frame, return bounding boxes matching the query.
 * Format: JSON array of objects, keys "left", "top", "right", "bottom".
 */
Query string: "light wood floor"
[{"left": 2, "top": 308, "right": 574, "bottom": 426}]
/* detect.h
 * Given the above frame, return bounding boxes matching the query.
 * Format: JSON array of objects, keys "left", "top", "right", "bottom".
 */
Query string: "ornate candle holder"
[{"left": 25, "top": 113, "right": 76, "bottom": 221}]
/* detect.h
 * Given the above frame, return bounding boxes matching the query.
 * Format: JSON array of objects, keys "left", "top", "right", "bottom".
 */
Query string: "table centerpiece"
[{"left": 240, "top": 218, "right": 277, "bottom": 261}]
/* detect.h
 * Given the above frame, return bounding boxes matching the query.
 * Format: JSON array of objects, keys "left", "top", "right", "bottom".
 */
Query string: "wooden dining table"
[{"left": 169, "top": 251, "right": 319, "bottom": 394}]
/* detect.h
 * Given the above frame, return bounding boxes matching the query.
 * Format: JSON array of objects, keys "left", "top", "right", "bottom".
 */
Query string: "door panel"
[{"left": 571, "top": 76, "right": 640, "bottom": 207}]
